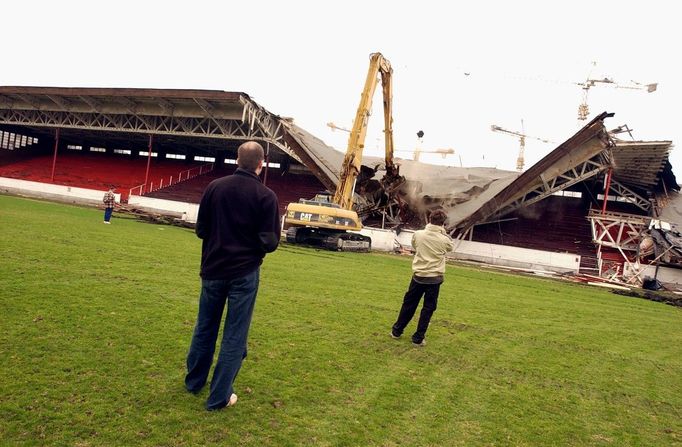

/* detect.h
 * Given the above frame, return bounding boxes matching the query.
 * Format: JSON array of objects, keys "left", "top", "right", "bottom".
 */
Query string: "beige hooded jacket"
[{"left": 411, "top": 223, "right": 455, "bottom": 277}]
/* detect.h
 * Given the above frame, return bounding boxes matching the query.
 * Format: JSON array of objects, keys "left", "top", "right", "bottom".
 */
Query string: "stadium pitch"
[{"left": 1, "top": 195, "right": 681, "bottom": 446}]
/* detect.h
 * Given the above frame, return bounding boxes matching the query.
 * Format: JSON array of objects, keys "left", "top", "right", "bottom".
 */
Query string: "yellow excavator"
[{"left": 283, "top": 52, "right": 403, "bottom": 251}]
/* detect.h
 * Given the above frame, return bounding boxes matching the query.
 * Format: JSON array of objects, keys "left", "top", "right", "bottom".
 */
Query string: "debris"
[
  {"left": 642, "top": 277, "right": 663, "bottom": 291},
  {"left": 587, "top": 281, "right": 631, "bottom": 291},
  {"left": 611, "top": 288, "right": 682, "bottom": 307}
]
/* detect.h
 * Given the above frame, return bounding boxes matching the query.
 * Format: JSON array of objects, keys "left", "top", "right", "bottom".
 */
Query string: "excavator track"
[{"left": 286, "top": 227, "right": 371, "bottom": 252}]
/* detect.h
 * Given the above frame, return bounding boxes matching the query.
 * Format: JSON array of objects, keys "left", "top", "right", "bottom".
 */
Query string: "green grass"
[{"left": 1, "top": 194, "right": 681, "bottom": 446}]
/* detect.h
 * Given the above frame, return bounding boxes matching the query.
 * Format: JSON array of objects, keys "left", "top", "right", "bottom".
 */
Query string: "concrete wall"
[
  {"left": 623, "top": 263, "right": 682, "bottom": 287},
  {"left": 127, "top": 195, "right": 199, "bottom": 221},
  {"left": 360, "top": 226, "right": 580, "bottom": 273},
  {"left": 0, "top": 177, "right": 120, "bottom": 205},
  {"left": 357, "top": 227, "right": 403, "bottom": 251},
  {"left": 449, "top": 239, "right": 580, "bottom": 273}
]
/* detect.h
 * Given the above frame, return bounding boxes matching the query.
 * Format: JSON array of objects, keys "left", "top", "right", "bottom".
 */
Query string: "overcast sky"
[{"left": 3, "top": 1, "right": 679, "bottom": 172}]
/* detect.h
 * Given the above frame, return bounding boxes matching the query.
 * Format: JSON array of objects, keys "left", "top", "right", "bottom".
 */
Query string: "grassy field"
[{"left": 1, "top": 194, "right": 681, "bottom": 446}]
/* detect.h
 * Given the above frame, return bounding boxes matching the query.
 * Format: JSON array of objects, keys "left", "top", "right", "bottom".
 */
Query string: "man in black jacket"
[{"left": 185, "top": 141, "right": 280, "bottom": 411}]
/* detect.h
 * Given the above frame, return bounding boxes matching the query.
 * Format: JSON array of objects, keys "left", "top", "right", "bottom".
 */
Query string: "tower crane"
[
  {"left": 411, "top": 147, "right": 454, "bottom": 161},
  {"left": 576, "top": 64, "right": 657, "bottom": 120},
  {"left": 490, "top": 121, "right": 555, "bottom": 172},
  {"left": 328, "top": 122, "right": 454, "bottom": 160},
  {"left": 327, "top": 122, "right": 351, "bottom": 133}
]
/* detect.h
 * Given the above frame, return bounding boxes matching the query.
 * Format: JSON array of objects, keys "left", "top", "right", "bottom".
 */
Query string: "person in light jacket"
[{"left": 391, "top": 209, "right": 454, "bottom": 346}]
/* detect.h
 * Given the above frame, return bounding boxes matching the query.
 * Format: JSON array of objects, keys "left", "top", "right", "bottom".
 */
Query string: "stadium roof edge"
[{"left": 0, "top": 86, "right": 248, "bottom": 101}]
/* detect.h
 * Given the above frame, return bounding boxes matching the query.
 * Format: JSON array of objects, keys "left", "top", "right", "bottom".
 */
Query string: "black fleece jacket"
[{"left": 196, "top": 168, "right": 280, "bottom": 280}]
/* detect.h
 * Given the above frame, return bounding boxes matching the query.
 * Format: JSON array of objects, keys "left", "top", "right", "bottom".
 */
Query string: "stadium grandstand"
[{"left": 1, "top": 86, "right": 680, "bottom": 282}]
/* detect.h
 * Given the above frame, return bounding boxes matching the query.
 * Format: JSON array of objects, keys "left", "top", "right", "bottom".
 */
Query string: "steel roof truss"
[
  {"left": 589, "top": 215, "right": 646, "bottom": 251},
  {"left": 608, "top": 180, "right": 652, "bottom": 212},
  {"left": 0, "top": 108, "right": 284, "bottom": 148},
  {"left": 78, "top": 96, "right": 102, "bottom": 113},
  {"left": 486, "top": 155, "right": 609, "bottom": 222}
]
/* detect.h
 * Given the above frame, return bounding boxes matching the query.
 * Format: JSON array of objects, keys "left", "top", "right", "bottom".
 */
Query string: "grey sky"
[{"left": 3, "top": 1, "right": 679, "bottom": 172}]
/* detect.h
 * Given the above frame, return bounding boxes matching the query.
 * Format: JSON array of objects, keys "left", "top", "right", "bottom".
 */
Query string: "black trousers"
[{"left": 392, "top": 278, "right": 441, "bottom": 343}]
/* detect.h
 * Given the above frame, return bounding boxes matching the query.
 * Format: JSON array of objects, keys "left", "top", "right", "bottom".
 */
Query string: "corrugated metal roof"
[
  {"left": 612, "top": 139, "right": 673, "bottom": 188},
  {"left": 0, "top": 86, "right": 246, "bottom": 120},
  {"left": 281, "top": 121, "right": 344, "bottom": 189}
]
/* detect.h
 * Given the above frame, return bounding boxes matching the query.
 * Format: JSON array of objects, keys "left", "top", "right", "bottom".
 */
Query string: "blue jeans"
[
  {"left": 104, "top": 207, "right": 113, "bottom": 222},
  {"left": 185, "top": 269, "right": 260, "bottom": 410}
]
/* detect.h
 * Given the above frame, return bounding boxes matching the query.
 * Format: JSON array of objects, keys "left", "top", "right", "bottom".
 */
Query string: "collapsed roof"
[{"left": 284, "top": 113, "right": 675, "bottom": 230}]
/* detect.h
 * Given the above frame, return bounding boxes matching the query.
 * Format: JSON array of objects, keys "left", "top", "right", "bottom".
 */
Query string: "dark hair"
[
  {"left": 429, "top": 209, "right": 448, "bottom": 226},
  {"left": 237, "top": 141, "right": 265, "bottom": 171}
]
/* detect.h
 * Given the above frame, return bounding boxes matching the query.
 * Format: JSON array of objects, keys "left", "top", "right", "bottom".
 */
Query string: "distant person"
[
  {"left": 102, "top": 187, "right": 116, "bottom": 224},
  {"left": 391, "top": 209, "right": 454, "bottom": 346},
  {"left": 185, "top": 141, "right": 281, "bottom": 411}
]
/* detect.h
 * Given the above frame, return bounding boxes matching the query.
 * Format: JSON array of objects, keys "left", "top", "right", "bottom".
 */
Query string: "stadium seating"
[
  {"left": 0, "top": 149, "right": 328, "bottom": 215},
  {"left": 0, "top": 152, "right": 204, "bottom": 200},
  {"left": 146, "top": 165, "right": 325, "bottom": 214}
]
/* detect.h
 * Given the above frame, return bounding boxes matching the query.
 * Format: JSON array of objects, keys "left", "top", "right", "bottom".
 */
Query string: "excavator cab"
[{"left": 299, "top": 193, "right": 340, "bottom": 208}]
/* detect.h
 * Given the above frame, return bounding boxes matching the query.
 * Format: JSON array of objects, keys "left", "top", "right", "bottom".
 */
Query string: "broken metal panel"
[
  {"left": 280, "top": 120, "right": 344, "bottom": 191},
  {"left": 657, "top": 191, "right": 682, "bottom": 224},
  {"left": 648, "top": 227, "right": 682, "bottom": 265},
  {"left": 392, "top": 162, "right": 518, "bottom": 225}
]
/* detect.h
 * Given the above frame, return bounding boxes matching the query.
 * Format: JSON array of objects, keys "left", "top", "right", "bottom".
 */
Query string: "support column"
[
  {"left": 50, "top": 128, "right": 60, "bottom": 182},
  {"left": 144, "top": 135, "right": 153, "bottom": 193},
  {"left": 601, "top": 168, "right": 613, "bottom": 214},
  {"left": 263, "top": 142, "right": 270, "bottom": 186}
]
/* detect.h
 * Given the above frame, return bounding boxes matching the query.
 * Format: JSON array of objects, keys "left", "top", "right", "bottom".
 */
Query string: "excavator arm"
[
  {"left": 332, "top": 52, "right": 402, "bottom": 209},
  {"left": 282, "top": 52, "right": 403, "bottom": 252}
]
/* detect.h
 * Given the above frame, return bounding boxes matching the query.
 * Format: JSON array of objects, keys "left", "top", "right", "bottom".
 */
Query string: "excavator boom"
[{"left": 333, "top": 52, "right": 401, "bottom": 209}]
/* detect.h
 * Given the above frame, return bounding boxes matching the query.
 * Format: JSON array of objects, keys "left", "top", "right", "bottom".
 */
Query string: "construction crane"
[
  {"left": 327, "top": 122, "right": 351, "bottom": 133},
  {"left": 490, "top": 121, "right": 554, "bottom": 172},
  {"left": 576, "top": 64, "right": 657, "bottom": 120},
  {"left": 411, "top": 147, "right": 454, "bottom": 161},
  {"left": 328, "top": 122, "right": 454, "bottom": 161}
]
